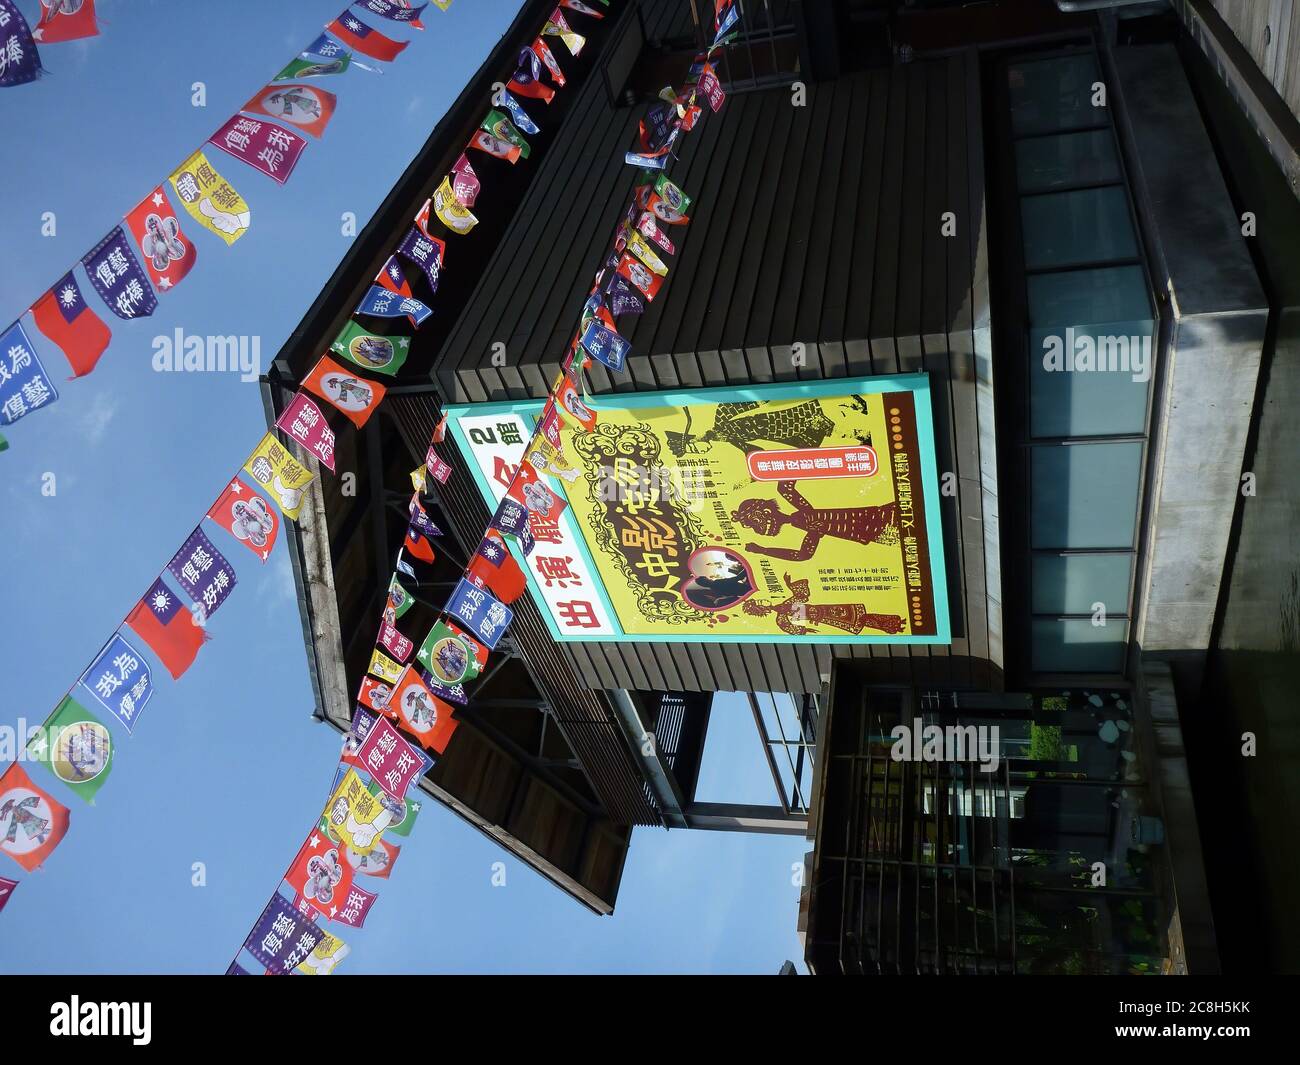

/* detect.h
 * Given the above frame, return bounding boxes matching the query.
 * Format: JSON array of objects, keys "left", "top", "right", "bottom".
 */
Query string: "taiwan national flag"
[
  {"left": 125, "top": 578, "right": 207, "bottom": 680},
  {"left": 325, "top": 11, "right": 409, "bottom": 61},
  {"left": 33, "top": 0, "right": 100, "bottom": 42},
  {"left": 30, "top": 272, "right": 111, "bottom": 378},
  {"left": 469, "top": 533, "right": 528, "bottom": 604}
]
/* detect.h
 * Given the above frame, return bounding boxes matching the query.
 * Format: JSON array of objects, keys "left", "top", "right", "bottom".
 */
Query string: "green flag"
[
  {"left": 387, "top": 575, "right": 414, "bottom": 622},
  {"left": 367, "top": 780, "right": 420, "bottom": 837},
  {"left": 27, "top": 696, "right": 114, "bottom": 803},
  {"left": 654, "top": 173, "right": 693, "bottom": 215},
  {"left": 329, "top": 321, "right": 409, "bottom": 377},
  {"left": 274, "top": 54, "right": 351, "bottom": 80},
  {"left": 0, "top": 432, "right": 8, "bottom": 452},
  {"left": 481, "top": 110, "right": 530, "bottom": 159},
  {"left": 416, "top": 622, "right": 483, "bottom": 685}
]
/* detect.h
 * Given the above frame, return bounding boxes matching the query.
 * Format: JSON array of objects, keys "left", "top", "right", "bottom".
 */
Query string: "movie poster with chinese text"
[{"left": 447, "top": 376, "right": 949, "bottom": 644}]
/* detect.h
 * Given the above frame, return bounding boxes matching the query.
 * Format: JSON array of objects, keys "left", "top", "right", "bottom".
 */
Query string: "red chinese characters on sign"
[
  {"left": 556, "top": 600, "right": 601, "bottom": 628},
  {"left": 276, "top": 392, "right": 336, "bottom": 472},
  {"left": 355, "top": 716, "right": 423, "bottom": 798},
  {"left": 746, "top": 445, "right": 878, "bottom": 481}
]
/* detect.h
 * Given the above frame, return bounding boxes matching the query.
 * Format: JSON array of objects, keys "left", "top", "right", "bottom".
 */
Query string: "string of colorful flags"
[
  {"left": 0, "top": 0, "right": 448, "bottom": 444},
  {"left": 0, "top": 0, "right": 743, "bottom": 975}
]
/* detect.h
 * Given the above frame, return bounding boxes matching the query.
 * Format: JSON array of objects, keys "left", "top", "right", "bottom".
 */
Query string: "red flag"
[
  {"left": 241, "top": 83, "right": 338, "bottom": 139},
  {"left": 467, "top": 130, "right": 521, "bottom": 164},
  {"left": 451, "top": 154, "right": 480, "bottom": 208},
  {"left": 390, "top": 666, "right": 460, "bottom": 755},
  {"left": 206, "top": 478, "right": 280, "bottom": 562},
  {"left": 303, "top": 354, "right": 387, "bottom": 429},
  {"left": 285, "top": 828, "right": 356, "bottom": 922},
  {"left": 0, "top": 763, "right": 71, "bottom": 873},
  {"left": 124, "top": 186, "right": 197, "bottom": 294},
  {"left": 531, "top": 37, "right": 566, "bottom": 87},
  {"left": 326, "top": 11, "right": 409, "bottom": 61},
  {"left": 431, "top": 413, "right": 448, "bottom": 443},
  {"left": 33, "top": 0, "right": 100, "bottom": 42},
  {"left": 469, "top": 533, "right": 528, "bottom": 605},
  {"left": 358, "top": 676, "right": 395, "bottom": 718},
  {"left": 125, "top": 579, "right": 206, "bottom": 680},
  {"left": 30, "top": 272, "right": 111, "bottom": 378},
  {"left": 446, "top": 620, "right": 490, "bottom": 672},
  {"left": 404, "top": 525, "right": 436, "bottom": 563}
]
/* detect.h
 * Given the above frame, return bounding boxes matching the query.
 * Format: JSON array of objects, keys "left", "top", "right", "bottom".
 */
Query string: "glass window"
[
  {"left": 1020, "top": 187, "right": 1138, "bottom": 270},
  {"left": 1031, "top": 553, "right": 1132, "bottom": 616},
  {"left": 1031, "top": 618, "right": 1128, "bottom": 672},
  {"left": 1009, "top": 54, "right": 1104, "bottom": 137},
  {"left": 1015, "top": 129, "right": 1120, "bottom": 193},
  {"left": 1031, "top": 441, "right": 1143, "bottom": 549}
]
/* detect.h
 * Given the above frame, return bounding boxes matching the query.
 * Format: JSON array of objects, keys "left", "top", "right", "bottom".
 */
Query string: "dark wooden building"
[{"left": 266, "top": 0, "right": 1264, "bottom": 966}]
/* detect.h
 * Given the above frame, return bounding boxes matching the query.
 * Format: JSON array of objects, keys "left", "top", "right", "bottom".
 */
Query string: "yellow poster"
[
  {"left": 321, "top": 768, "right": 401, "bottom": 855},
  {"left": 449, "top": 377, "right": 950, "bottom": 643},
  {"left": 242, "top": 432, "right": 315, "bottom": 521},
  {"left": 296, "top": 931, "right": 350, "bottom": 975},
  {"left": 433, "top": 176, "right": 477, "bottom": 234},
  {"left": 168, "top": 150, "right": 251, "bottom": 246}
]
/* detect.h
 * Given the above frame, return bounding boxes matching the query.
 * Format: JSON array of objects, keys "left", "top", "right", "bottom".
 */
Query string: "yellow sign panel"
[{"left": 449, "top": 377, "right": 950, "bottom": 644}]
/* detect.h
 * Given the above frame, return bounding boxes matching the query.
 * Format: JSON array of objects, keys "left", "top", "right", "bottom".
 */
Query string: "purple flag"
[
  {"left": 397, "top": 226, "right": 444, "bottom": 291},
  {"left": 606, "top": 275, "right": 645, "bottom": 316},
  {"left": 357, "top": 0, "right": 427, "bottom": 26},
  {"left": 167, "top": 527, "right": 238, "bottom": 621},
  {"left": 81, "top": 227, "right": 157, "bottom": 320},
  {"left": 490, "top": 497, "right": 529, "bottom": 539},
  {"left": 275, "top": 391, "right": 337, "bottom": 472},
  {"left": 408, "top": 499, "right": 442, "bottom": 539},
  {"left": 208, "top": 115, "right": 308, "bottom": 185},
  {"left": 245, "top": 894, "right": 325, "bottom": 974},
  {"left": 0, "top": 1, "right": 41, "bottom": 88},
  {"left": 0, "top": 876, "right": 17, "bottom": 916},
  {"left": 334, "top": 883, "right": 379, "bottom": 928}
]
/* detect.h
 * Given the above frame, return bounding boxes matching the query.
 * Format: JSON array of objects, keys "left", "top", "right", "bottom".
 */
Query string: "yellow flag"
[
  {"left": 368, "top": 648, "right": 404, "bottom": 683},
  {"left": 432, "top": 0, "right": 451, "bottom": 9},
  {"left": 296, "top": 931, "right": 350, "bottom": 975},
  {"left": 242, "top": 432, "right": 315, "bottom": 520},
  {"left": 433, "top": 176, "right": 477, "bottom": 235},
  {"left": 322, "top": 767, "right": 398, "bottom": 855},
  {"left": 410, "top": 465, "right": 427, "bottom": 493},
  {"left": 628, "top": 231, "right": 669, "bottom": 277},
  {"left": 169, "top": 150, "right": 251, "bottom": 246}
]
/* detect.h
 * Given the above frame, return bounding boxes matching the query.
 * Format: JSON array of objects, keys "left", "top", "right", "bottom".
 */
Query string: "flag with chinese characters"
[
  {"left": 356, "top": 283, "right": 432, "bottom": 328},
  {"left": 378, "top": 620, "right": 413, "bottom": 665},
  {"left": 326, "top": 10, "right": 408, "bottom": 61},
  {"left": 167, "top": 527, "right": 238, "bottom": 622},
  {"left": 356, "top": 0, "right": 426, "bottom": 27},
  {"left": 424, "top": 447, "right": 452, "bottom": 484},
  {"left": 628, "top": 230, "right": 669, "bottom": 276},
  {"left": 286, "top": 828, "right": 355, "bottom": 922},
  {"left": 698, "top": 62, "right": 725, "bottom": 111},
  {"left": 433, "top": 176, "right": 477, "bottom": 234},
  {"left": 296, "top": 930, "right": 350, "bottom": 975},
  {"left": 275, "top": 36, "right": 351, "bottom": 80},
  {"left": 303, "top": 354, "right": 387, "bottom": 429},
  {"left": 208, "top": 115, "right": 308, "bottom": 185},
  {"left": 275, "top": 392, "right": 337, "bottom": 473},
  {"left": 125, "top": 578, "right": 205, "bottom": 681},
  {"left": 80, "top": 227, "right": 156, "bottom": 320},
  {"left": 321, "top": 767, "right": 400, "bottom": 855},
  {"left": 78, "top": 631, "right": 154, "bottom": 733},
  {"left": 416, "top": 621, "right": 481, "bottom": 685},
  {"left": 498, "top": 90, "right": 538, "bottom": 136},
  {"left": 244, "top": 893, "right": 324, "bottom": 975},
  {"left": 26, "top": 696, "right": 113, "bottom": 803},
  {"left": 388, "top": 666, "right": 459, "bottom": 755},
  {"left": 356, "top": 715, "right": 426, "bottom": 797},
  {"left": 33, "top": 0, "right": 99, "bottom": 42},
  {"left": 329, "top": 320, "right": 409, "bottom": 376},
  {"left": 124, "top": 186, "right": 197, "bottom": 293},
  {"left": 446, "top": 578, "right": 513, "bottom": 650},
  {"left": 0, "top": 763, "right": 70, "bottom": 872},
  {"left": 0, "top": 0, "right": 40, "bottom": 87},
  {"left": 30, "top": 272, "right": 110, "bottom": 378},
  {"left": 242, "top": 83, "right": 337, "bottom": 139},
  {"left": 398, "top": 224, "right": 446, "bottom": 290},
  {"left": 0, "top": 322, "right": 59, "bottom": 426},
  {"left": 169, "top": 150, "right": 251, "bottom": 246},
  {"left": 333, "top": 883, "right": 378, "bottom": 929},
  {"left": 580, "top": 319, "right": 630, "bottom": 372},
  {"left": 242, "top": 432, "right": 316, "bottom": 520},
  {"left": 206, "top": 478, "right": 280, "bottom": 562},
  {"left": 368, "top": 647, "right": 404, "bottom": 684}
]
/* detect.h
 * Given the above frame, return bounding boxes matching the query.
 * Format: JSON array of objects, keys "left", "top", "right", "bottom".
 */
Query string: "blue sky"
[{"left": 0, "top": 0, "right": 808, "bottom": 973}]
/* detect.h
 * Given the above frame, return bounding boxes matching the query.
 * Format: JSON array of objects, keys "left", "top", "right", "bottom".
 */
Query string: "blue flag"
[
  {"left": 446, "top": 578, "right": 513, "bottom": 650},
  {"left": 499, "top": 89, "right": 539, "bottom": 135},
  {"left": 79, "top": 632, "right": 154, "bottom": 734},
  {"left": 357, "top": 285, "right": 432, "bottom": 327},
  {"left": 0, "top": 321, "right": 59, "bottom": 426}
]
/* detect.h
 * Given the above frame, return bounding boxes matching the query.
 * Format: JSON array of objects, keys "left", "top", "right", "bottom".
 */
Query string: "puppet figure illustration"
[
  {"left": 0, "top": 794, "right": 51, "bottom": 848},
  {"left": 666, "top": 401, "right": 837, "bottom": 458},
  {"left": 733, "top": 481, "right": 898, "bottom": 562},
  {"left": 742, "top": 573, "right": 906, "bottom": 636}
]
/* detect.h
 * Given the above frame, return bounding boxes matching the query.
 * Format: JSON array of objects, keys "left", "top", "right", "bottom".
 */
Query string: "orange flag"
[{"left": 0, "top": 763, "right": 71, "bottom": 872}]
